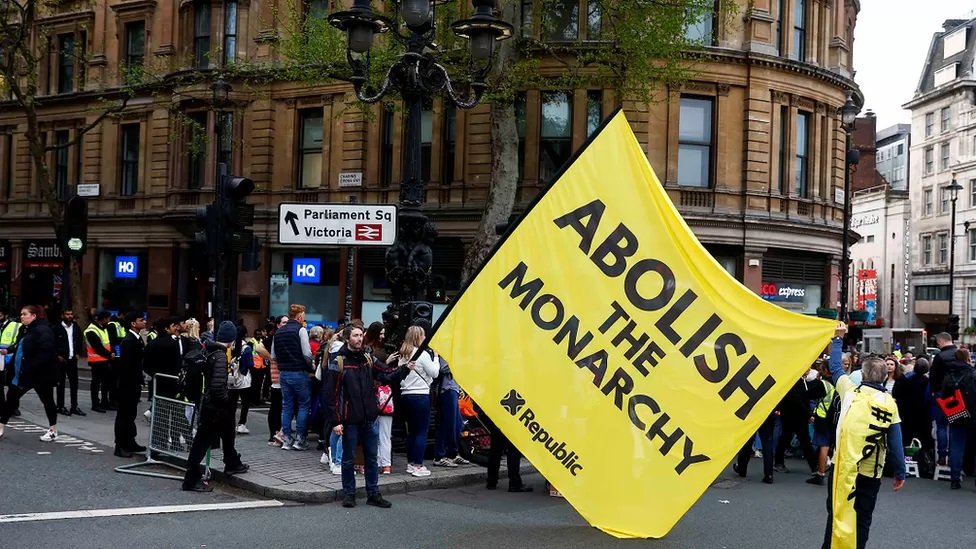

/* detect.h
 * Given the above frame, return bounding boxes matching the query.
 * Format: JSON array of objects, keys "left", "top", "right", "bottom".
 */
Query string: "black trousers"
[
  {"left": 90, "top": 362, "right": 110, "bottom": 407},
  {"left": 249, "top": 368, "right": 266, "bottom": 405},
  {"left": 737, "top": 413, "right": 775, "bottom": 479},
  {"left": 183, "top": 405, "right": 242, "bottom": 487},
  {"left": 229, "top": 389, "right": 250, "bottom": 426},
  {"left": 775, "top": 416, "right": 818, "bottom": 473},
  {"left": 487, "top": 426, "right": 524, "bottom": 488},
  {"left": 267, "top": 388, "right": 282, "bottom": 440},
  {"left": 57, "top": 358, "right": 79, "bottom": 410},
  {"left": 107, "top": 359, "right": 121, "bottom": 405},
  {"left": 113, "top": 383, "right": 140, "bottom": 449},
  {"left": 822, "top": 469, "right": 882, "bottom": 549},
  {"left": 2, "top": 384, "right": 57, "bottom": 425}
]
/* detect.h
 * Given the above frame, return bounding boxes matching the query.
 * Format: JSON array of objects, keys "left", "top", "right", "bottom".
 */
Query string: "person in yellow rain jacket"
[{"left": 822, "top": 324, "right": 906, "bottom": 549}]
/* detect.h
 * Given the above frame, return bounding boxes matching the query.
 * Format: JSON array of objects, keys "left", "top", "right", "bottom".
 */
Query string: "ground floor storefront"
[{"left": 0, "top": 235, "right": 839, "bottom": 333}]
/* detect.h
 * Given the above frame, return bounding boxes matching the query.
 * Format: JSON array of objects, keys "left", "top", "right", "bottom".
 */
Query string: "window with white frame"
[
  {"left": 942, "top": 107, "right": 951, "bottom": 133},
  {"left": 969, "top": 230, "right": 976, "bottom": 261},
  {"left": 926, "top": 113, "right": 934, "bottom": 137},
  {"left": 941, "top": 187, "right": 950, "bottom": 213},
  {"left": 925, "top": 147, "right": 934, "bottom": 174},
  {"left": 939, "top": 233, "right": 949, "bottom": 264},
  {"left": 941, "top": 142, "right": 950, "bottom": 170},
  {"left": 969, "top": 288, "right": 976, "bottom": 327},
  {"left": 923, "top": 234, "right": 932, "bottom": 265},
  {"left": 924, "top": 188, "right": 933, "bottom": 215}
]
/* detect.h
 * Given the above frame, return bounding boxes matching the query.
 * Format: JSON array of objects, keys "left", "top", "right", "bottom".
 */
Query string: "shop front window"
[
  {"left": 97, "top": 250, "right": 149, "bottom": 313},
  {"left": 268, "top": 250, "right": 341, "bottom": 325},
  {"left": 759, "top": 281, "right": 822, "bottom": 315}
]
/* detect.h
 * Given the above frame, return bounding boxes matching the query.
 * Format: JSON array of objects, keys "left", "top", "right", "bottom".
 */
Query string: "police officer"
[
  {"left": 106, "top": 312, "right": 126, "bottom": 409},
  {"left": 0, "top": 307, "right": 23, "bottom": 415},
  {"left": 85, "top": 312, "right": 115, "bottom": 413}
]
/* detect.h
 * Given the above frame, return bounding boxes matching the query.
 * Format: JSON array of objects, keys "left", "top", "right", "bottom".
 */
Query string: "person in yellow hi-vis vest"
[
  {"left": 822, "top": 324, "right": 906, "bottom": 549},
  {"left": 85, "top": 312, "right": 116, "bottom": 413},
  {"left": 0, "top": 307, "right": 24, "bottom": 414}
]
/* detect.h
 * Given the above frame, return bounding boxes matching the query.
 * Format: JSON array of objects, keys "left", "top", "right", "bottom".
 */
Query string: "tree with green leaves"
[
  {"left": 0, "top": 0, "right": 157, "bottom": 325},
  {"left": 460, "top": 0, "right": 731, "bottom": 282}
]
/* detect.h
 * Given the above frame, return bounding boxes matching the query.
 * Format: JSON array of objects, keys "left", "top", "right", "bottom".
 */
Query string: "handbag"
[
  {"left": 227, "top": 355, "right": 252, "bottom": 390},
  {"left": 377, "top": 385, "right": 394, "bottom": 414}
]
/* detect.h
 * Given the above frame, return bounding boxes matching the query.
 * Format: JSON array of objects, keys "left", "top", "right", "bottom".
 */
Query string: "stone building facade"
[
  {"left": 904, "top": 17, "right": 976, "bottom": 335},
  {"left": 0, "top": 0, "right": 862, "bottom": 329}
]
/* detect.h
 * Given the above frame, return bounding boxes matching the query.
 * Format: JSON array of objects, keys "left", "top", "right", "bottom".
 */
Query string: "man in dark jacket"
[
  {"left": 182, "top": 321, "right": 249, "bottom": 492},
  {"left": 53, "top": 308, "right": 86, "bottom": 416},
  {"left": 323, "top": 324, "right": 403, "bottom": 509},
  {"left": 114, "top": 312, "right": 147, "bottom": 457},
  {"left": 144, "top": 317, "right": 185, "bottom": 399},
  {"left": 929, "top": 332, "right": 956, "bottom": 466},
  {"left": 773, "top": 375, "right": 826, "bottom": 474}
]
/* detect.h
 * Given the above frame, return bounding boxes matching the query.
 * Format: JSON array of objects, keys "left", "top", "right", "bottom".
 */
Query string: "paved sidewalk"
[
  {"left": 216, "top": 429, "right": 534, "bottom": 503},
  {"left": 16, "top": 368, "right": 533, "bottom": 503}
]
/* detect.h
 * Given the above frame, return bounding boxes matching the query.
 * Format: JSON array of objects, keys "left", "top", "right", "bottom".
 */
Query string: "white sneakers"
[
  {"left": 330, "top": 463, "right": 342, "bottom": 475},
  {"left": 320, "top": 452, "right": 330, "bottom": 465},
  {"left": 236, "top": 424, "right": 250, "bottom": 435},
  {"left": 143, "top": 410, "right": 152, "bottom": 424},
  {"left": 410, "top": 465, "right": 431, "bottom": 477},
  {"left": 39, "top": 429, "right": 58, "bottom": 442}
]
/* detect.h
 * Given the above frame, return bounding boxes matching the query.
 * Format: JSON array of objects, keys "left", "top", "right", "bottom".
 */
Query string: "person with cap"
[
  {"left": 114, "top": 312, "right": 147, "bottom": 457},
  {"left": 182, "top": 320, "right": 249, "bottom": 492}
]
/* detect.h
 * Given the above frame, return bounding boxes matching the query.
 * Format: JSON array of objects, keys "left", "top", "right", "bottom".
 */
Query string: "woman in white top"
[{"left": 398, "top": 325, "right": 439, "bottom": 477}]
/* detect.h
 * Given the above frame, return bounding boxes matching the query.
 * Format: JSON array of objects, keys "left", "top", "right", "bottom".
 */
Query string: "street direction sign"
[{"left": 277, "top": 203, "right": 397, "bottom": 246}]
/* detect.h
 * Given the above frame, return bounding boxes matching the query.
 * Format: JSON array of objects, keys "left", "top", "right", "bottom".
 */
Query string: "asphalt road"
[
  {"left": 2, "top": 431, "right": 975, "bottom": 549},
  {"left": 6, "top": 372, "right": 976, "bottom": 548}
]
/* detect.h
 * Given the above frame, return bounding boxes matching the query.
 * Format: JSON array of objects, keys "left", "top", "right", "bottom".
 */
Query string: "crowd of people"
[
  {"left": 731, "top": 327, "right": 976, "bottom": 547},
  {"left": 0, "top": 303, "right": 532, "bottom": 507}
]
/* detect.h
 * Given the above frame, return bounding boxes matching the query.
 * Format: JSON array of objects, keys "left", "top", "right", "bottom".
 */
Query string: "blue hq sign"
[
  {"left": 115, "top": 256, "right": 139, "bottom": 279},
  {"left": 292, "top": 258, "right": 321, "bottom": 284}
]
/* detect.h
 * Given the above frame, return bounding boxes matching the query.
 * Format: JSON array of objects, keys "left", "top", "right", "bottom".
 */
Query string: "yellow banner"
[{"left": 429, "top": 110, "right": 837, "bottom": 538}]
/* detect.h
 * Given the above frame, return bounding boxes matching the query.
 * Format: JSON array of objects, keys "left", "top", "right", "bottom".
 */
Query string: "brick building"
[{"left": 0, "top": 0, "right": 862, "bottom": 329}]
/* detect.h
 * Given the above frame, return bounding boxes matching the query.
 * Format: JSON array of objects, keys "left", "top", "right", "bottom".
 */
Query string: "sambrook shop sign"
[{"left": 760, "top": 282, "right": 807, "bottom": 303}]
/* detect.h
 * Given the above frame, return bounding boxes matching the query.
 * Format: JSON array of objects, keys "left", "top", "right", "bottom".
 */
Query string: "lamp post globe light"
[
  {"left": 946, "top": 174, "right": 963, "bottom": 339},
  {"left": 330, "top": 0, "right": 513, "bottom": 349},
  {"left": 838, "top": 91, "right": 860, "bottom": 325}
]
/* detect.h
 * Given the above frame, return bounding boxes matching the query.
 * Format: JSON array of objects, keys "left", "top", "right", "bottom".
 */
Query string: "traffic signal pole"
[{"left": 214, "top": 163, "right": 227, "bottom": 325}]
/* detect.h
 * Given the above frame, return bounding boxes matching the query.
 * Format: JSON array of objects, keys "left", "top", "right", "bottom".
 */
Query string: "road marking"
[
  {"left": 37, "top": 452, "right": 51, "bottom": 455},
  {"left": 0, "top": 500, "right": 285, "bottom": 523},
  {"left": 4, "top": 421, "right": 106, "bottom": 455}
]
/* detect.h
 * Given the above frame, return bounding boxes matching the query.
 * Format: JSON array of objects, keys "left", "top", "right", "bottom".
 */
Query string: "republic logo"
[{"left": 500, "top": 389, "right": 584, "bottom": 477}]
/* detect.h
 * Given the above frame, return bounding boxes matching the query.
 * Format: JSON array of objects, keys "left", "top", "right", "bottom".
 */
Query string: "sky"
[{"left": 853, "top": 0, "right": 975, "bottom": 131}]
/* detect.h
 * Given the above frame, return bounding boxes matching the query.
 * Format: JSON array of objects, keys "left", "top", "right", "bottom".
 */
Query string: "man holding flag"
[{"left": 823, "top": 324, "right": 905, "bottom": 549}]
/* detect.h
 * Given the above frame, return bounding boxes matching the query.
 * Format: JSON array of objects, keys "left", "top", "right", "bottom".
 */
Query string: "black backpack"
[
  {"left": 941, "top": 367, "right": 976, "bottom": 417},
  {"left": 178, "top": 347, "right": 210, "bottom": 402}
]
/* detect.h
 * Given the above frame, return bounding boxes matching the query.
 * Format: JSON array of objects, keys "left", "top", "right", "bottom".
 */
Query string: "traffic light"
[
  {"left": 194, "top": 204, "right": 220, "bottom": 257},
  {"left": 242, "top": 236, "right": 263, "bottom": 272},
  {"left": 947, "top": 314, "right": 960, "bottom": 341},
  {"left": 63, "top": 196, "right": 88, "bottom": 255},
  {"left": 221, "top": 175, "right": 255, "bottom": 253}
]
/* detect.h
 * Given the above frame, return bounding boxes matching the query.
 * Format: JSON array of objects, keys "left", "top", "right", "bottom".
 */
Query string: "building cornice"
[{"left": 902, "top": 79, "right": 976, "bottom": 110}]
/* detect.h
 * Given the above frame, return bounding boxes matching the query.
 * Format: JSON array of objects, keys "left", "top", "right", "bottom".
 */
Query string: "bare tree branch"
[{"left": 43, "top": 94, "right": 133, "bottom": 151}]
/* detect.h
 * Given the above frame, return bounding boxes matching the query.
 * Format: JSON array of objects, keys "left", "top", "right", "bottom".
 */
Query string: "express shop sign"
[{"left": 760, "top": 282, "right": 807, "bottom": 303}]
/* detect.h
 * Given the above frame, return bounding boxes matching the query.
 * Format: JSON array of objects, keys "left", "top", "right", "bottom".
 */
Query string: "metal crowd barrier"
[{"left": 114, "top": 374, "right": 210, "bottom": 481}]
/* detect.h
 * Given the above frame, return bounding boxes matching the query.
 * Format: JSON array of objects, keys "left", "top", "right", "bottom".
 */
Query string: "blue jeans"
[
  {"left": 935, "top": 407, "right": 949, "bottom": 460},
  {"left": 949, "top": 422, "right": 970, "bottom": 481},
  {"left": 279, "top": 370, "right": 310, "bottom": 439},
  {"left": 341, "top": 422, "right": 379, "bottom": 497},
  {"left": 434, "top": 390, "right": 460, "bottom": 459},
  {"left": 330, "top": 431, "right": 343, "bottom": 465},
  {"left": 402, "top": 394, "right": 431, "bottom": 465}
]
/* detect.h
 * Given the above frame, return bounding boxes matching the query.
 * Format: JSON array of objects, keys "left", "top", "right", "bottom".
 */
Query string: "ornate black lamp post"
[
  {"left": 838, "top": 91, "right": 860, "bottom": 323},
  {"left": 329, "top": 0, "right": 512, "bottom": 348},
  {"left": 946, "top": 174, "right": 963, "bottom": 333}
]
